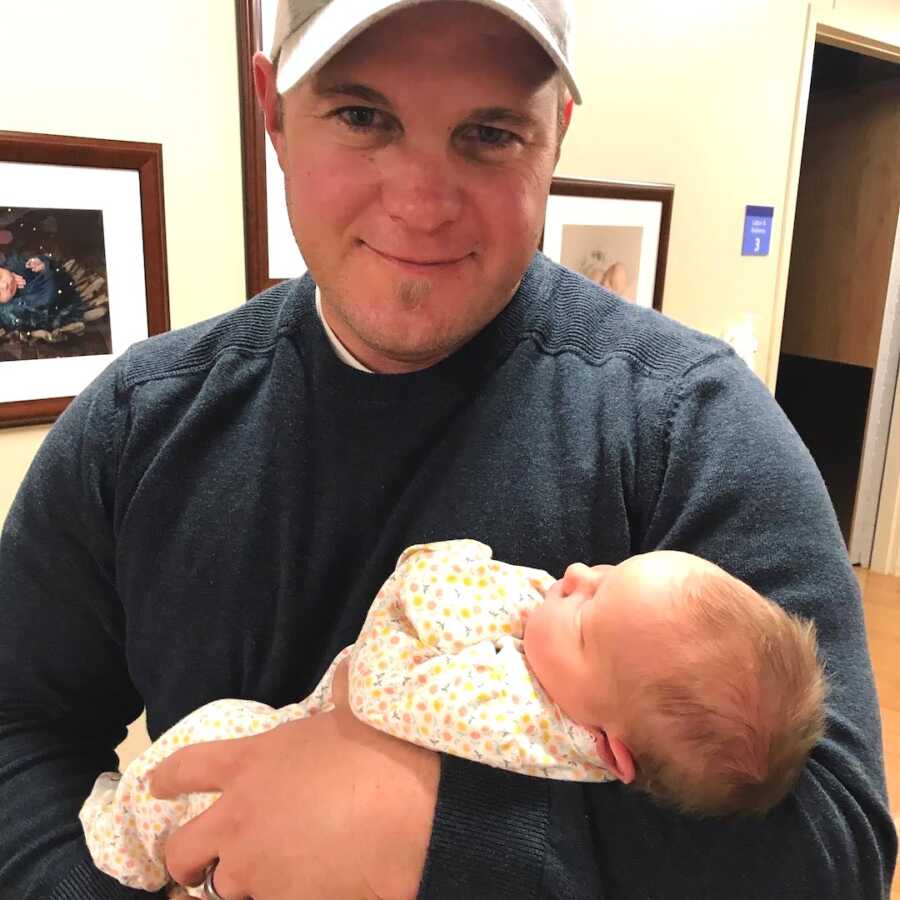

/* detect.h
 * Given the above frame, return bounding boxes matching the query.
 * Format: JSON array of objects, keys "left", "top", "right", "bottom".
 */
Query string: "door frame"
[
  {"left": 851, "top": 214, "right": 900, "bottom": 567},
  {"left": 870, "top": 218, "right": 900, "bottom": 572}
]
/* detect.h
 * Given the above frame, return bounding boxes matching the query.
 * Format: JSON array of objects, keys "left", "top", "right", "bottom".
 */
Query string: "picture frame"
[
  {"left": 0, "top": 131, "right": 170, "bottom": 428},
  {"left": 236, "top": 0, "right": 307, "bottom": 299},
  {"left": 542, "top": 177, "right": 673, "bottom": 311}
]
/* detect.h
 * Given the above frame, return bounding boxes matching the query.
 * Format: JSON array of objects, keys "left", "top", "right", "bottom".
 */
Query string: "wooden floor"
[{"left": 858, "top": 568, "right": 900, "bottom": 898}]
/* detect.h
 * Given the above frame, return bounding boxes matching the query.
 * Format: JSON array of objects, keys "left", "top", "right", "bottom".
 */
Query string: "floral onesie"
[{"left": 80, "top": 539, "right": 611, "bottom": 894}]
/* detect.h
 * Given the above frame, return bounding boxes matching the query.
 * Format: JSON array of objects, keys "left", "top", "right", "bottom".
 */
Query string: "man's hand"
[
  {"left": 25, "top": 258, "right": 45, "bottom": 273},
  {"left": 149, "top": 663, "right": 439, "bottom": 899},
  {"left": 13, "top": 274, "right": 25, "bottom": 288}
]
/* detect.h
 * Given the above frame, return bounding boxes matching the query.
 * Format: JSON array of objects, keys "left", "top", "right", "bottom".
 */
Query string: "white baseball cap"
[{"left": 271, "top": 0, "right": 582, "bottom": 104}]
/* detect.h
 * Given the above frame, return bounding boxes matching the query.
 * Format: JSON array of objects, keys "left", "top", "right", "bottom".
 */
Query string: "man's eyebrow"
[
  {"left": 311, "top": 81, "right": 395, "bottom": 109},
  {"left": 467, "top": 107, "right": 540, "bottom": 130},
  {"left": 311, "top": 81, "right": 540, "bottom": 129}
]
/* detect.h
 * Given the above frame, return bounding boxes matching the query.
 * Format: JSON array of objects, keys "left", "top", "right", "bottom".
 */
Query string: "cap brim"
[{"left": 276, "top": 0, "right": 582, "bottom": 104}]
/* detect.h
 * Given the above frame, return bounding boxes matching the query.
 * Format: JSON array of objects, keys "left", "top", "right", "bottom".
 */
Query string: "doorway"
[{"left": 775, "top": 41, "right": 900, "bottom": 563}]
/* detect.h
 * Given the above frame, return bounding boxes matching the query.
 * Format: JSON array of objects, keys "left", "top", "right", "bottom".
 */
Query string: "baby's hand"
[
  {"left": 13, "top": 274, "right": 25, "bottom": 288},
  {"left": 25, "top": 257, "right": 45, "bottom": 273}
]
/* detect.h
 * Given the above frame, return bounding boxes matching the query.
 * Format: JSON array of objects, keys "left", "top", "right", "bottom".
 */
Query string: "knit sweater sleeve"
[
  {"left": 0, "top": 359, "right": 164, "bottom": 899},
  {"left": 419, "top": 348, "right": 896, "bottom": 899}
]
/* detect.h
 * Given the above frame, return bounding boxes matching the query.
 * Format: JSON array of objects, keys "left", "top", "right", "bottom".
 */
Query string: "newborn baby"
[
  {"left": 0, "top": 254, "right": 85, "bottom": 333},
  {"left": 81, "top": 540, "right": 826, "bottom": 894}
]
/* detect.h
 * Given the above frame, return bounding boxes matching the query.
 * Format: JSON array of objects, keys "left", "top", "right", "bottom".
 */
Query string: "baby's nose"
[{"left": 560, "top": 563, "right": 591, "bottom": 594}]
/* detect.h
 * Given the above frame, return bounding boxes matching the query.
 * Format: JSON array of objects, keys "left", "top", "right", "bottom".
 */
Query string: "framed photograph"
[
  {"left": 542, "top": 177, "right": 674, "bottom": 311},
  {"left": 236, "top": 0, "right": 306, "bottom": 299},
  {"left": 0, "top": 131, "right": 169, "bottom": 428}
]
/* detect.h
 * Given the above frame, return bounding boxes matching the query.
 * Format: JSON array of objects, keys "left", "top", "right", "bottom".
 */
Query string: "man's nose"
[{"left": 379, "top": 147, "right": 463, "bottom": 234}]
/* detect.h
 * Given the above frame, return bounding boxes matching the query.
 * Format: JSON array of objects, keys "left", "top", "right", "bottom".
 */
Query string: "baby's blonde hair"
[{"left": 623, "top": 566, "right": 826, "bottom": 818}]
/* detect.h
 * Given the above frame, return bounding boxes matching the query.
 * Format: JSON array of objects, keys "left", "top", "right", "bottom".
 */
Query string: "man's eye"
[
  {"left": 479, "top": 126, "right": 508, "bottom": 144},
  {"left": 465, "top": 125, "right": 521, "bottom": 150},
  {"left": 334, "top": 107, "right": 388, "bottom": 132}
]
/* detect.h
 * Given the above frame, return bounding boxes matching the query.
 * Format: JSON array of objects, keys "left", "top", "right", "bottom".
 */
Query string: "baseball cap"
[{"left": 271, "top": 0, "right": 582, "bottom": 104}]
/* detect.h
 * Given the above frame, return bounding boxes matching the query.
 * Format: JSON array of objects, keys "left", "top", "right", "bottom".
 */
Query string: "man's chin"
[{"left": 351, "top": 327, "right": 471, "bottom": 374}]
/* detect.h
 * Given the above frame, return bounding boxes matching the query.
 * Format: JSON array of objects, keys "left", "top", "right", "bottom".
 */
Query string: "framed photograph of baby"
[
  {"left": 0, "top": 131, "right": 169, "bottom": 428},
  {"left": 542, "top": 177, "right": 674, "bottom": 311}
]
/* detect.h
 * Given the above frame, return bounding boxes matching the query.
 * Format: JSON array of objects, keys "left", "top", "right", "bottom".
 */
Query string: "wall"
[
  {"left": 559, "top": 0, "right": 811, "bottom": 379},
  {"left": 0, "top": 0, "right": 246, "bottom": 519},
  {"left": 831, "top": 0, "right": 900, "bottom": 43},
  {"left": 558, "top": 0, "right": 899, "bottom": 387}
]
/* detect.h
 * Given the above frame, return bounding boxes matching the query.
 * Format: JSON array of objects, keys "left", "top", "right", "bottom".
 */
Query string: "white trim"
[
  {"left": 850, "top": 213, "right": 900, "bottom": 566},
  {"left": 871, "top": 216, "right": 900, "bottom": 573},
  {"left": 764, "top": 4, "right": 816, "bottom": 392}
]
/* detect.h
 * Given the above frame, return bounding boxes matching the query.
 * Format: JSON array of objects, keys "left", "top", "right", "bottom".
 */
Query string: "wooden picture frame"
[
  {"left": 236, "top": 0, "right": 280, "bottom": 299},
  {"left": 0, "top": 131, "right": 170, "bottom": 428},
  {"left": 237, "top": 0, "right": 310, "bottom": 295},
  {"left": 542, "top": 177, "right": 673, "bottom": 311}
]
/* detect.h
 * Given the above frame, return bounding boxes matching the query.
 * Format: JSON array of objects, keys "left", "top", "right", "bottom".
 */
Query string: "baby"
[
  {"left": 0, "top": 254, "right": 85, "bottom": 334},
  {"left": 80, "top": 540, "right": 826, "bottom": 894},
  {"left": 0, "top": 262, "right": 28, "bottom": 303}
]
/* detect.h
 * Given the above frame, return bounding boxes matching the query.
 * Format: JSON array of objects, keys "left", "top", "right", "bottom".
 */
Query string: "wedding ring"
[{"left": 202, "top": 861, "right": 227, "bottom": 900}]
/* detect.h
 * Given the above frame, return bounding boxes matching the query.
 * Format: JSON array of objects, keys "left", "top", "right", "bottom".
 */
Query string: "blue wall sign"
[{"left": 742, "top": 205, "right": 774, "bottom": 256}]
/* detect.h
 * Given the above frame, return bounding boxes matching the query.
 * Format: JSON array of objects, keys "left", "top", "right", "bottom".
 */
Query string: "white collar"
[{"left": 314, "top": 286, "right": 373, "bottom": 374}]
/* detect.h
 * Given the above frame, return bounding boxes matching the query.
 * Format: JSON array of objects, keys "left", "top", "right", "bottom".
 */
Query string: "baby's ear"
[{"left": 589, "top": 727, "right": 635, "bottom": 784}]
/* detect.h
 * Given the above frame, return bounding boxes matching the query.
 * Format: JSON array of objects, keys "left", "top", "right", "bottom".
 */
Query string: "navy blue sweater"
[{"left": 0, "top": 253, "right": 895, "bottom": 898}]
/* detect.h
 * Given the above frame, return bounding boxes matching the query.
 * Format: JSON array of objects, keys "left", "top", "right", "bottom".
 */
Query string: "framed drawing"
[
  {"left": 542, "top": 177, "right": 674, "bottom": 311},
  {"left": 0, "top": 131, "right": 169, "bottom": 428},
  {"left": 236, "top": 0, "right": 306, "bottom": 299}
]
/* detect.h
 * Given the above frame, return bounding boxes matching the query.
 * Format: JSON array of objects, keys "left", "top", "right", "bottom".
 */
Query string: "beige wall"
[
  {"left": 1, "top": 0, "right": 900, "bottom": 535},
  {"left": 561, "top": 0, "right": 812, "bottom": 381},
  {"left": 561, "top": 0, "right": 896, "bottom": 388},
  {"left": 0, "top": 0, "right": 246, "bottom": 520},
  {"left": 831, "top": 0, "right": 900, "bottom": 41}
]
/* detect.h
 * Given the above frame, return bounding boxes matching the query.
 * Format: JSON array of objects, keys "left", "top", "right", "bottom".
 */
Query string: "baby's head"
[
  {"left": 523, "top": 550, "right": 826, "bottom": 818},
  {"left": 0, "top": 267, "right": 18, "bottom": 303}
]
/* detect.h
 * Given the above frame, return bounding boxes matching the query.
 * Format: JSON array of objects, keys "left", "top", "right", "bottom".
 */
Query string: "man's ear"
[
  {"left": 554, "top": 94, "right": 574, "bottom": 165},
  {"left": 563, "top": 95, "right": 574, "bottom": 129},
  {"left": 252, "top": 51, "right": 288, "bottom": 170},
  {"left": 590, "top": 728, "right": 635, "bottom": 784}
]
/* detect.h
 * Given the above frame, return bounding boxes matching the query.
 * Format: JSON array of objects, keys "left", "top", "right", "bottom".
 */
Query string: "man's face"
[
  {"left": 259, "top": 2, "right": 567, "bottom": 373},
  {"left": 0, "top": 268, "right": 18, "bottom": 303}
]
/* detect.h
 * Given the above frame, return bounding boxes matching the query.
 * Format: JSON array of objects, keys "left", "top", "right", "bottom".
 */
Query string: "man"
[{"left": 0, "top": 1, "right": 895, "bottom": 899}]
